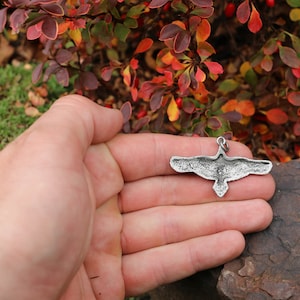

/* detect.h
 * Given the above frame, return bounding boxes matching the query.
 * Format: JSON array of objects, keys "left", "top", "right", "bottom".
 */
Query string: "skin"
[{"left": 0, "top": 95, "right": 275, "bottom": 299}]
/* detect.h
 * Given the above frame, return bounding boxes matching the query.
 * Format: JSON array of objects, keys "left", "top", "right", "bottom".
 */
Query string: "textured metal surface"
[{"left": 170, "top": 138, "right": 272, "bottom": 197}]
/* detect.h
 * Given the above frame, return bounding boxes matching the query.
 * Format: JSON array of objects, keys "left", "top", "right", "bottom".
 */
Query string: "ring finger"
[{"left": 121, "top": 199, "right": 272, "bottom": 254}]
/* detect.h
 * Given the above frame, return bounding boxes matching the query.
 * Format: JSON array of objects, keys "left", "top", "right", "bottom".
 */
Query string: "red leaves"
[
  {"left": 236, "top": 100, "right": 255, "bottom": 116},
  {"left": 261, "top": 55, "right": 273, "bottom": 72},
  {"left": 41, "top": 16, "right": 58, "bottom": 40},
  {"left": 157, "top": 11, "right": 221, "bottom": 99},
  {"left": 27, "top": 21, "right": 43, "bottom": 40},
  {"left": 174, "top": 30, "right": 191, "bottom": 54},
  {"left": 207, "top": 116, "right": 222, "bottom": 130},
  {"left": 294, "top": 123, "right": 300, "bottom": 137},
  {"left": 160, "top": 23, "right": 181, "bottom": 40},
  {"left": 195, "top": 67, "right": 206, "bottom": 82},
  {"left": 32, "top": 63, "right": 44, "bottom": 84},
  {"left": 9, "top": 8, "right": 29, "bottom": 33},
  {"left": 197, "top": 41, "right": 215, "bottom": 60},
  {"left": 134, "top": 38, "right": 153, "bottom": 54},
  {"left": 279, "top": 46, "right": 300, "bottom": 68},
  {"left": 236, "top": 1, "right": 262, "bottom": 33},
  {"left": 75, "top": 71, "right": 99, "bottom": 91},
  {"left": 194, "top": 6, "right": 214, "bottom": 18},
  {"left": 292, "top": 67, "right": 300, "bottom": 78},
  {"left": 266, "top": 108, "right": 289, "bottom": 125},
  {"left": 100, "top": 66, "right": 114, "bottom": 81},
  {"left": 148, "top": 0, "right": 169, "bottom": 9},
  {"left": 263, "top": 38, "right": 279, "bottom": 55},
  {"left": 287, "top": 91, "right": 300, "bottom": 106},
  {"left": 55, "top": 49, "right": 73, "bottom": 65},
  {"left": 248, "top": 4, "right": 262, "bottom": 33},
  {"left": 159, "top": 22, "right": 190, "bottom": 53},
  {"left": 204, "top": 61, "right": 223, "bottom": 76},
  {"left": 196, "top": 18, "right": 211, "bottom": 43},
  {"left": 150, "top": 89, "right": 165, "bottom": 111},
  {"left": 0, "top": 8, "right": 8, "bottom": 33},
  {"left": 222, "top": 99, "right": 255, "bottom": 118},
  {"left": 178, "top": 70, "right": 191, "bottom": 94},
  {"left": 190, "top": 0, "right": 213, "bottom": 7},
  {"left": 150, "top": 0, "right": 212, "bottom": 8},
  {"left": 120, "top": 101, "right": 132, "bottom": 123},
  {"left": 121, "top": 60, "right": 140, "bottom": 102},
  {"left": 236, "top": 0, "right": 251, "bottom": 24},
  {"left": 0, "top": 0, "right": 298, "bottom": 159},
  {"left": 4, "top": 1, "right": 66, "bottom": 36},
  {"left": 27, "top": 17, "right": 58, "bottom": 41},
  {"left": 42, "top": 4, "right": 64, "bottom": 16},
  {"left": 159, "top": 3, "right": 214, "bottom": 55}
]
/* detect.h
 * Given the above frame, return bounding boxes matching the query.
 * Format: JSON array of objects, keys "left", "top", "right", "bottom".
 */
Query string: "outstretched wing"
[
  {"left": 224, "top": 158, "right": 272, "bottom": 182},
  {"left": 170, "top": 156, "right": 218, "bottom": 180}
]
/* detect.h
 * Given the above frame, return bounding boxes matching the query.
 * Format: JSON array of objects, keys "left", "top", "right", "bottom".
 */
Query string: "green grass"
[{"left": 0, "top": 63, "right": 67, "bottom": 149}]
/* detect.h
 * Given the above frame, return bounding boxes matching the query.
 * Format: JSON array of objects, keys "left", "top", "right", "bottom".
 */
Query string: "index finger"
[{"left": 107, "top": 133, "right": 254, "bottom": 182}]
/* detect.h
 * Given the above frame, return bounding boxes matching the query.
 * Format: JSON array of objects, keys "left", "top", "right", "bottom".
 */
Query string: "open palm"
[{"left": 0, "top": 96, "right": 275, "bottom": 300}]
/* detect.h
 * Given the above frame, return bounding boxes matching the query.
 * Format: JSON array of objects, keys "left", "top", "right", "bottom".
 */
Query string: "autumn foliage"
[{"left": 0, "top": 0, "right": 299, "bottom": 161}]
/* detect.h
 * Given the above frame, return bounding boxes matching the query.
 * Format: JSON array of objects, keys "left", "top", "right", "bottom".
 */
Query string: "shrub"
[{"left": 0, "top": 0, "right": 299, "bottom": 160}]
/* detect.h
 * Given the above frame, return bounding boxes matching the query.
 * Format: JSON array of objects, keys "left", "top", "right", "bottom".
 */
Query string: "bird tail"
[{"left": 213, "top": 180, "right": 229, "bottom": 198}]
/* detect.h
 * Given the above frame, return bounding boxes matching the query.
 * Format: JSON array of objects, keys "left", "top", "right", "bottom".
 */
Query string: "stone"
[{"left": 218, "top": 160, "right": 300, "bottom": 299}]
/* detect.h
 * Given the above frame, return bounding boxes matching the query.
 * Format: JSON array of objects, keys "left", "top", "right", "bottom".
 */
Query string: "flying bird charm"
[{"left": 170, "top": 137, "right": 273, "bottom": 197}]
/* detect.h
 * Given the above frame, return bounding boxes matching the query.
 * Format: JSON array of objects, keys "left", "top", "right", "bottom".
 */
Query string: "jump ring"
[{"left": 216, "top": 136, "right": 230, "bottom": 152}]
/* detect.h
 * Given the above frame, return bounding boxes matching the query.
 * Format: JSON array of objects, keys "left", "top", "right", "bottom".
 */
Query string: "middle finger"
[{"left": 119, "top": 173, "right": 275, "bottom": 213}]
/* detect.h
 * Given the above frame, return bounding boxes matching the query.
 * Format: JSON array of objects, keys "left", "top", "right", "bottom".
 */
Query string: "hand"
[{"left": 0, "top": 95, "right": 275, "bottom": 299}]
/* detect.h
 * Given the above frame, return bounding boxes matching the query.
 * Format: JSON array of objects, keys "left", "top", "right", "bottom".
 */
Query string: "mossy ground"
[{"left": 0, "top": 63, "right": 66, "bottom": 149}]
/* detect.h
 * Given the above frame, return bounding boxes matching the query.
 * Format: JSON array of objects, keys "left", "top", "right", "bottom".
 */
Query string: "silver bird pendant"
[{"left": 170, "top": 137, "right": 273, "bottom": 197}]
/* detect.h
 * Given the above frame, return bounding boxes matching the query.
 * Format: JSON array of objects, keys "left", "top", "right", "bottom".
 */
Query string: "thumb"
[{"left": 17, "top": 94, "right": 124, "bottom": 154}]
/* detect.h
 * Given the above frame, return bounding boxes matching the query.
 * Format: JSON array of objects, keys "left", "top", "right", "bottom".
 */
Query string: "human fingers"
[
  {"left": 123, "top": 230, "right": 245, "bottom": 296},
  {"left": 119, "top": 173, "right": 275, "bottom": 212},
  {"left": 121, "top": 199, "right": 273, "bottom": 254},
  {"left": 108, "top": 134, "right": 254, "bottom": 182}
]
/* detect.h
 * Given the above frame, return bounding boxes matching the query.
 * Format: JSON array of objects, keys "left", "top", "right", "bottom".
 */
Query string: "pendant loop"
[{"left": 216, "top": 136, "right": 229, "bottom": 152}]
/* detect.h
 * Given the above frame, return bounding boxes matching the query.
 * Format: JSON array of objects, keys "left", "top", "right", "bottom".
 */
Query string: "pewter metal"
[{"left": 170, "top": 137, "right": 273, "bottom": 197}]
